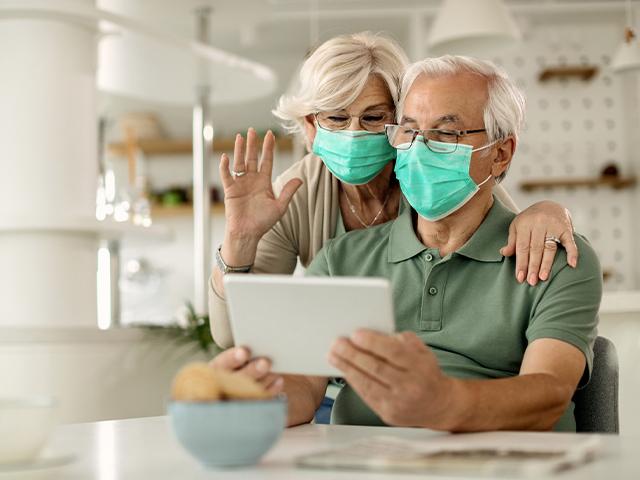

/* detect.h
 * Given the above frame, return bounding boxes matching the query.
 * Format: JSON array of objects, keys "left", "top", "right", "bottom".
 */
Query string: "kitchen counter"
[{"left": 5, "top": 416, "right": 640, "bottom": 479}]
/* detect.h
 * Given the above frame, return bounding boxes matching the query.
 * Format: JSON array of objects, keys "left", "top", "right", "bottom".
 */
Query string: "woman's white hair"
[
  {"left": 398, "top": 55, "right": 526, "bottom": 143},
  {"left": 273, "top": 32, "right": 408, "bottom": 135}
]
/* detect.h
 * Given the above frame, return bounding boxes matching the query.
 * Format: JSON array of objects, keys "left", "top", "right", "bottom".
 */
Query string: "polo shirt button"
[
  {"left": 425, "top": 253, "right": 434, "bottom": 262},
  {"left": 428, "top": 286, "right": 438, "bottom": 295}
]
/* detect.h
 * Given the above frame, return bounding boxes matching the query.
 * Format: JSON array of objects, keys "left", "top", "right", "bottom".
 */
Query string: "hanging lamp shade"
[
  {"left": 96, "top": 0, "right": 276, "bottom": 105},
  {"left": 0, "top": 0, "right": 277, "bottom": 105},
  {"left": 97, "top": 27, "right": 276, "bottom": 105},
  {"left": 427, "top": 0, "right": 521, "bottom": 56},
  {"left": 611, "top": 28, "right": 640, "bottom": 73}
]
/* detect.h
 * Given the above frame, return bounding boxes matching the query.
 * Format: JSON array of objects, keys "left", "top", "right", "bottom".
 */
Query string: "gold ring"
[{"left": 545, "top": 235, "right": 561, "bottom": 244}]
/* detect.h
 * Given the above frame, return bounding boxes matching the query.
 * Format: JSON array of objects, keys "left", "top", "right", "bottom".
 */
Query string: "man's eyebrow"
[
  {"left": 400, "top": 115, "right": 418, "bottom": 124},
  {"left": 434, "top": 114, "right": 462, "bottom": 126}
]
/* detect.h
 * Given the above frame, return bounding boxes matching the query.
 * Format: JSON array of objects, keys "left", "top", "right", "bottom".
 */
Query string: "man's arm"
[
  {"left": 443, "top": 338, "right": 584, "bottom": 431},
  {"left": 329, "top": 331, "right": 584, "bottom": 432},
  {"left": 282, "top": 375, "right": 328, "bottom": 427}
]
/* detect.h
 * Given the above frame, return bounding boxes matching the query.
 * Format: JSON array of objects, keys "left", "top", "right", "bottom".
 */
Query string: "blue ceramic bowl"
[{"left": 168, "top": 397, "right": 287, "bottom": 468}]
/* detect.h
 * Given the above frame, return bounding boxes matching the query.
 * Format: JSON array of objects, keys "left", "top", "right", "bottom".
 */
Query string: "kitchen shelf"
[
  {"left": 0, "top": 217, "right": 173, "bottom": 243},
  {"left": 519, "top": 176, "right": 636, "bottom": 192},
  {"left": 152, "top": 203, "right": 225, "bottom": 218},
  {"left": 538, "top": 65, "right": 599, "bottom": 82},
  {"left": 107, "top": 136, "right": 294, "bottom": 157}
]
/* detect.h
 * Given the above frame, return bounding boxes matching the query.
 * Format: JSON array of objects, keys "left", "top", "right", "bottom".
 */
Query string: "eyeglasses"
[
  {"left": 384, "top": 124, "right": 487, "bottom": 153},
  {"left": 315, "top": 109, "right": 395, "bottom": 133}
]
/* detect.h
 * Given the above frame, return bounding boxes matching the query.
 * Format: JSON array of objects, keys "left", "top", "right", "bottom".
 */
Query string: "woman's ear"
[
  {"left": 302, "top": 114, "right": 317, "bottom": 152},
  {"left": 491, "top": 137, "right": 515, "bottom": 178}
]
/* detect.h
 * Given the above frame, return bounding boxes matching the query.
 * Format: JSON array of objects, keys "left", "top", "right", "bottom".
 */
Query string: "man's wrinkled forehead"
[{"left": 400, "top": 73, "right": 488, "bottom": 127}]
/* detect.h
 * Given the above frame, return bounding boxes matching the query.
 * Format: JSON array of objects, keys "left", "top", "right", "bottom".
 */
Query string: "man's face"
[{"left": 400, "top": 72, "right": 502, "bottom": 184}]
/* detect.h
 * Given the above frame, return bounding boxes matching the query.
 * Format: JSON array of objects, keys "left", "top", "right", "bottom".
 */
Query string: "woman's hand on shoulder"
[{"left": 500, "top": 200, "right": 578, "bottom": 286}]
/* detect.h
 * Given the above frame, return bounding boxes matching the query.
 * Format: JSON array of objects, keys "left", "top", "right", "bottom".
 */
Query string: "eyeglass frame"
[
  {"left": 384, "top": 124, "right": 488, "bottom": 153},
  {"left": 314, "top": 109, "right": 395, "bottom": 134}
]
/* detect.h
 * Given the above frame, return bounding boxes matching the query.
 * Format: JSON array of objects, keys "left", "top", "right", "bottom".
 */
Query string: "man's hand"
[
  {"left": 329, "top": 331, "right": 584, "bottom": 432},
  {"left": 210, "top": 347, "right": 328, "bottom": 427},
  {"left": 328, "top": 329, "right": 455, "bottom": 429},
  {"left": 209, "top": 347, "right": 284, "bottom": 396}
]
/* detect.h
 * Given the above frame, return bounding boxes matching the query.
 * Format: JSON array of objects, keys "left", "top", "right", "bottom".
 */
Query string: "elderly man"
[{"left": 213, "top": 56, "right": 602, "bottom": 432}]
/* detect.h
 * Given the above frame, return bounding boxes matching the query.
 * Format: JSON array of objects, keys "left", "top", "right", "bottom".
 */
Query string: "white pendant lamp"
[
  {"left": 611, "top": 1, "right": 640, "bottom": 73},
  {"left": 427, "top": 0, "right": 521, "bottom": 56}
]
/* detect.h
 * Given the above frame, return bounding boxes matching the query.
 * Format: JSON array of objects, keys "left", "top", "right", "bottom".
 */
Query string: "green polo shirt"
[{"left": 306, "top": 196, "right": 602, "bottom": 432}]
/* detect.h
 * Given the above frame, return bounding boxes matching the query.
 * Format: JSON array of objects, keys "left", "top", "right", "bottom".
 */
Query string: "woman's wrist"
[{"left": 221, "top": 233, "right": 260, "bottom": 267}]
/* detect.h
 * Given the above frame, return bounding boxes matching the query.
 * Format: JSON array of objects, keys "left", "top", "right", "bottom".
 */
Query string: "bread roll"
[{"left": 171, "top": 362, "right": 222, "bottom": 401}]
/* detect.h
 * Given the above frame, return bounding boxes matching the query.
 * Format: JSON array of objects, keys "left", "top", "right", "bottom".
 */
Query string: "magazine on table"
[{"left": 295, "top": 431, "right": 602, "bottom": 477}]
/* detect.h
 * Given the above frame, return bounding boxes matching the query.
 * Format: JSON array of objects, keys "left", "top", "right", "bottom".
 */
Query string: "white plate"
[{"left": 0, "top": 452, "right": 75, "bottom": 472}]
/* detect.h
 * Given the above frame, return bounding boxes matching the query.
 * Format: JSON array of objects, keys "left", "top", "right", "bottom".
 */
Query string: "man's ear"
[
  {"left": 491, "top": 137, "right": 515, "bottom": 178},
  {"left": 302, "top": 114, "right": 317, "bottom": 152}
]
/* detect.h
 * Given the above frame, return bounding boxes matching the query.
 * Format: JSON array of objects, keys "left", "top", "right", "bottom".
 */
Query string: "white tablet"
[{"left": 223, "top": 275, "right": 395, "bottom": 377}]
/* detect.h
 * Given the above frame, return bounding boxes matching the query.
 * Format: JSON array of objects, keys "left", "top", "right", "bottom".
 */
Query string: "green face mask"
[
  {"left": 394, "top": 138, "right": 495, "bottom": 221},
  {"left": 312, "top": 127, "right": 396, "bottom": 185}
]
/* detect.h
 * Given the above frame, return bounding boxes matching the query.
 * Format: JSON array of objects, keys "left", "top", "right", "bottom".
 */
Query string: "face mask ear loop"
[
  {"left": 472, "top": 139, "right": 499, "bottom": 155},
  {"left": 476, "top": 174, "right": 495, "bottom": 188}
]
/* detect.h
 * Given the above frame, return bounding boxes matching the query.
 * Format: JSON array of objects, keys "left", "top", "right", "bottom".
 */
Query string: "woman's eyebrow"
[{"left": 362, "top": 103, "right": 395, "bottom": 111}]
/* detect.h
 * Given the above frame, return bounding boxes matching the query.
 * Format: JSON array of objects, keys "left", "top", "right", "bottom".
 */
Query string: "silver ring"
[
  {"left": 231, "top": 170, "right": 246, "bottom": 178},
  {"left": 545, "top": 235, "right": 561, "bottom": 245}
]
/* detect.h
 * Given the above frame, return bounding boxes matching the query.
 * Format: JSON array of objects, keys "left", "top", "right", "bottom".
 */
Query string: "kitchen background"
[{"left": 2, "top": 0, "right": 640, "bottom": 434}]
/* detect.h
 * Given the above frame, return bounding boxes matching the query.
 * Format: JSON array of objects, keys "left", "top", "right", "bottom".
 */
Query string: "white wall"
[{"left": 0, "top": 327, "right": 208, "bottom": 424}]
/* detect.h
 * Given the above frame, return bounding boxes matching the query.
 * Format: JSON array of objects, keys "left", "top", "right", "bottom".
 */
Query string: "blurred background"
[{"left": 1, "top": 0, "right": 640, "bottom": 432}]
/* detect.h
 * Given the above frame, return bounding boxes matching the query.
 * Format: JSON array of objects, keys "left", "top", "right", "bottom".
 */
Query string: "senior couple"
[{"left": 208, "top": 32, "right": 601, "bottom": 432}]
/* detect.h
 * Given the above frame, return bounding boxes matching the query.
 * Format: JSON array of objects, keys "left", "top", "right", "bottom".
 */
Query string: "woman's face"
[{"left": 303, "top": 75, "right": 395, "bottom": 150}]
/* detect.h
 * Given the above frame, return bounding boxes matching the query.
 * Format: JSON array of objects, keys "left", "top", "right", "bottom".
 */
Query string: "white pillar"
[{"left": 0, "top": 0, "right": 99, "bottom": 327}]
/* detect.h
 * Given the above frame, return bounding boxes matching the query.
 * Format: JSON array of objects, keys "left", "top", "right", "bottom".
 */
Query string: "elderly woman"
[{"left": 209, "top": 32, "right": 577, "bottom": 400}]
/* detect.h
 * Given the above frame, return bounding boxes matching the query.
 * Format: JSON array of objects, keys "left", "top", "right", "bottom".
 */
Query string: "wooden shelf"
[
  {"left": 538, "top": 65, "right": 599, "bottom": 82},
  {"left": 152, "top": 203, "right": 224, "bottom": 218},
  {"left": 520, "top": 176, "right": 636, "bottom": 192},
  {"left": 107, "top": 136, "right": 294, "bottom": 157}
]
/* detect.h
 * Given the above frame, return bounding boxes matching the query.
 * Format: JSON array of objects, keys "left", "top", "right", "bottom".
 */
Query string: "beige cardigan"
[{"left": 209, "top": 153, "right": 519, "bottom": 348}]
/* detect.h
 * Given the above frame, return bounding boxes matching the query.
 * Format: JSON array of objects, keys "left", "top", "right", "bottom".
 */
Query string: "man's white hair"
[
  {"left": 273, "top": 32, "right": 408, "bottom": 135},
  {"left": 398, "top": 55, "right": 526, "bottom": 143}
]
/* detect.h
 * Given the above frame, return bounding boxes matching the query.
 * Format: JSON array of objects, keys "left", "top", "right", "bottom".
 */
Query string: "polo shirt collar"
[
  {"left": 388, "top": 196, "right": 512, "bottom": 264},
  {"left": 388, "top": 197, "right": 428, "bottom": 263},
  {"left": 456, "top": 197, "right": 512, "bottom": 263}
]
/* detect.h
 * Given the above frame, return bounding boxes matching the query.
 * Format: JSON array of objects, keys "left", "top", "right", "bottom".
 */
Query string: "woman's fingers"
[
  {"left": 259, "top": 130, "right": 275, "bottom": 177},
  {"left": 219, "top": 153, "right": 233, "bottom": 189},
  {"left": 232, "top": 133, "right": 246, "bottom": 174},
  {"left": 560, "top": 230, "right": 579, "bottom": 268},
  {"left": 500, "top": 221, "right": 517, "bottom": 258},
  {"left": 539, "top": 240, "right": 558, "bottom": 281},
  {"left": 514, "top": 227, "right": 531, "bottom": 284},
  {"left": 526, "top": 228, "right": 547, "bottom": 286},
  {"left": 246, "top": 128, "right": 259, "bottom": 173},
  {"left": 276, "top": 178, "right": 303, "bottom": 214}
]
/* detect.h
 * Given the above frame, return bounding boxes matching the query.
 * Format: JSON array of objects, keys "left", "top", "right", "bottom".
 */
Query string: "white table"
[{"left": 5, "top": 416, "right": 640, "bottom": 479}]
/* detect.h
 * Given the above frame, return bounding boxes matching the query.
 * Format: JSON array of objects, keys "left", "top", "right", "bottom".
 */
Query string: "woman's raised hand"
[{"left": 220, "top": 128, "right": 302, "bottom": 244}]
